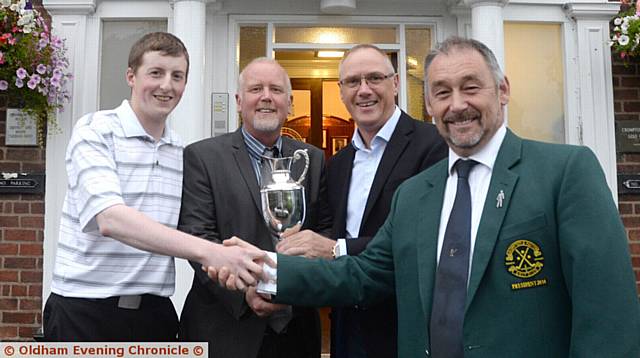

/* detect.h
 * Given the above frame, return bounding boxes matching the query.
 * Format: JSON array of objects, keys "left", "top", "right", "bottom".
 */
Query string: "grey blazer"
[{"left": 177, "top": 128, "right": 331, "bottom": 358}]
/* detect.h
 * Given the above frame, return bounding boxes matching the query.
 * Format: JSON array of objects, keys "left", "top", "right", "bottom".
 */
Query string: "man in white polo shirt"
[{"left": 44, "top": 32, "right": 267, "bottom": 342}]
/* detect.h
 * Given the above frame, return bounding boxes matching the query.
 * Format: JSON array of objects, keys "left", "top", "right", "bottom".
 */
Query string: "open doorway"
[{"left": 286, "top": 78, "right": 354, "bottom": 160}]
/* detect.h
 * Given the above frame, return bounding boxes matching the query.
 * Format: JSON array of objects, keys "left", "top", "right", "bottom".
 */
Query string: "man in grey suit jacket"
[{"left": 177, "top": 58, "right": 331, "bottom": 358}]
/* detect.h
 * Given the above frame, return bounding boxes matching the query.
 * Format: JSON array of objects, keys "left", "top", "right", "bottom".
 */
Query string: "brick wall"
[
  {"left": 613, "top": 57, "right": 640, "bottom": 295},
  {"left": 0, "top": 101, "right": 45, "bottom": 341}
]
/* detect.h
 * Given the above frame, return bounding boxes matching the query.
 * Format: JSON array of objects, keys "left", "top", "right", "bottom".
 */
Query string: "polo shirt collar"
[{"left": 115, "top": 100, "right": 180, "bottom": 145}]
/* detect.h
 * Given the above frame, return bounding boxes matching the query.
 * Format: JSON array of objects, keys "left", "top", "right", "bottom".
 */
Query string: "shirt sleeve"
[{"left": 65, "top": 122, "right": 124, "bottom": 232}]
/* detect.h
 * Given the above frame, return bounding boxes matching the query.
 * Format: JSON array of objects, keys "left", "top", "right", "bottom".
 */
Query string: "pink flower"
[{"left": 0, "top": 51, "right": 4, "bottom": 65}]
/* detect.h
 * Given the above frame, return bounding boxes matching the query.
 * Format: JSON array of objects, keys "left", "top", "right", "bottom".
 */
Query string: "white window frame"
[{"left": 227, "top": 15, "right": 445, "bottom": 131}]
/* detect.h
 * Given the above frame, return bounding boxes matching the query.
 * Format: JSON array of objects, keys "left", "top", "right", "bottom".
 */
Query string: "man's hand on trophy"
[
  {"left": 277, "top": 230, "right": 336, "bottom": 259},
  {"left": 200, "top": 237, "right": 273, "bottom": 291},
  {"left": 245, "top": 287, "right": 289, "bottom": 317}
]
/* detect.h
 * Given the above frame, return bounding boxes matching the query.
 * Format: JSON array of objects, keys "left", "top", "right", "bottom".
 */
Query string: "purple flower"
[
  {"left": 38, "top": 38, "right": 48, "bottom": 50},
  {"left": 52, "top": 68, "right": 63, "bottom": 79},
  {"left": 0, "top": 80, "right": 8, "bottom": 91},
  {"left": 50, "top": 76, "right": 61, "bottom": 87},
  {"left": 30, "top": 74, "right": 41, "bottom": 84},
  {"left": 16, "top": 68, "right": 28, "bottom": 79},
  {"left": 15, "top": 78, "right": 24, "bottom": 88},
  {"left": 27, "top": 78, "right": 38, "bottom": 90},
  {"left": 36, "top": 64, "right": 47, "bottom": 74},
  {"left": 52, "top": 37, "right": 63, "bottom": 49}
]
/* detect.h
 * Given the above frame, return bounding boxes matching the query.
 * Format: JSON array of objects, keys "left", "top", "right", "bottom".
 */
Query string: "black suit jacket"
[
  {"left": 327, "top": 111, "right": 447, "bottom": 358},
  {"left": 177, "top": 129, "right": 331, "bottom": 358}
]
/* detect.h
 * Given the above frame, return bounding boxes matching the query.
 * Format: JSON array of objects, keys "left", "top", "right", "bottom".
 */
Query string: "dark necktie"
[
  {"left": 429, "top": 159, "right": 478, "bottom": 358},
  {"left": 260, "top": 146, "right": 279, "bottom": 185},
  {"left": 263, "top": 146, "right": 279, "bottom": 159}
]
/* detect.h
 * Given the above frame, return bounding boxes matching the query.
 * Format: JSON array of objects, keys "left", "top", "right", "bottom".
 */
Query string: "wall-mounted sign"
[
  {"left": 5, "top": 109, "right": 38, "bottom": 146},
  {"left": 0, "top": 172, "right": 45, "bottom": 194},
  {"left": 212, "top": 93, "right": 229, "bottom": 137},
  {"left": 616, "top": 120, "right": 640, "bottom": 153},
  {"left": 618, "top": 174, "right": 640, "bottom": 194}
]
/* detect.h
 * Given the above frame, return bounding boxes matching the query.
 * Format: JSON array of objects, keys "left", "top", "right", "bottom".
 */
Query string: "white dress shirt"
[
  {"left": 346, "top": 106, "right": 402, "bottom": 238},
  {"left": 436, "top": 125, "right": 507, "bottom": 279}
]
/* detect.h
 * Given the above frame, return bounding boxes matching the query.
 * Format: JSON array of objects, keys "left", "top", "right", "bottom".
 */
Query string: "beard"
[
  {"left": 250, "top": 115, "right": 282, "bottom": 133},
  {"left": 442, "top": 108, "right": 484, "bottom": 149}
]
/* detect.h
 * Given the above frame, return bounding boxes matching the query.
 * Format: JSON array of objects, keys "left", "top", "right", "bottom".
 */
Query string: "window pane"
[
  {"left": 240, "top": 26, "right": 267, "bottom": 72},
  {"left": 99, "top": 20, "right": 167, "bottom": 110},
  {"left": 405, "top": 26, "right": 431, "bottom": 121},
  {"left": 505, "top": 22, "right": 565, "bottom": 143},
  {"left": 275, "top": 26, "right": 397, "bottom": 44}
]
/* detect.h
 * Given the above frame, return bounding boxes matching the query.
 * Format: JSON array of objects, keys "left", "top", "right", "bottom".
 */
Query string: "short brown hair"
[{"left": 128, "top": 32, "right": 190, "bottom": 76}]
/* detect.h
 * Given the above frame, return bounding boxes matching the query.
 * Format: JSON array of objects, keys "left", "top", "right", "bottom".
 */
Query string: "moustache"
[{"left": 443, "top": 108, "right": 480, "bottom": 123}]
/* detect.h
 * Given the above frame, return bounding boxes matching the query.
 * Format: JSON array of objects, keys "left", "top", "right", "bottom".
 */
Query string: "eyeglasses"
[{"left": 338, "top": 72, "right": 396, "bottom": 89}]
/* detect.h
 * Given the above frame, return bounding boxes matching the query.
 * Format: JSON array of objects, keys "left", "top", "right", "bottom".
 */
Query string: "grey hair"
[
  {"left": 238, "top": 57, "right": 292, "bottom": 96},
  {"left": 339, "top": 44, "right": 395, "bottom": 78},
  {"left": 423, "top": 36, "right": 504, "bottom": 98}
]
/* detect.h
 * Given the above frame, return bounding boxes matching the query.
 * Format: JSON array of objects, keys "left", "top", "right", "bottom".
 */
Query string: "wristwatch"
[
  {"left": 332, "top": 239, "right": 346, "bottom": 259},
  {"left": 332, "top": 241, "right": 340, "bottom": 259}
]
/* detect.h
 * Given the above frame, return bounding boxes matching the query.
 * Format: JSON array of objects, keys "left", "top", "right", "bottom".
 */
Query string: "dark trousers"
[
  {"left": 256, "top": 309, "right": 321, "bottom": 358},
  {"left": 43, "top": 292, "right": 178, "bottom": 342}
]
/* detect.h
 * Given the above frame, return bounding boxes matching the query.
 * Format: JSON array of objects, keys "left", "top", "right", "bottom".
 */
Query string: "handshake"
[
  {"left": 201, "top": 227, "right": 336, "bottom": 292},
  {"left": 201, "top": 236, "right": 276, "bottom": 292}
]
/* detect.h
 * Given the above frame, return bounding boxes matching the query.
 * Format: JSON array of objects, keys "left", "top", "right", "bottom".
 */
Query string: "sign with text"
[
  {"left": 616, "top": 120, "right": 640, "bottom": 153},
  {"left": 0, "top": 172, "right": 45, "bottom": 194},
  {"left": 5, "top": 108, "right": 38, "bottom": 146}
]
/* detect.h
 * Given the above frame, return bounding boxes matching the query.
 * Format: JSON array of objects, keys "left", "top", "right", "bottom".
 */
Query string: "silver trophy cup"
[{"left": 260, "top": 149, "right": 309, "bottom": 238}]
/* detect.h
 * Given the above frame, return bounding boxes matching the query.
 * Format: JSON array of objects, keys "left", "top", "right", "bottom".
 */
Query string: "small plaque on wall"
[
  {"left": 616, "top": 120, "right": 640, "bottom": 153},
  {"left": 5, "top": 109, "right": 38, "bottom": 146},
  {"left": 0, "top": 172, "right": 45, "bottom": 194},
  {"left": 212, "top": 93, "right": 229, "bottom": 137}
]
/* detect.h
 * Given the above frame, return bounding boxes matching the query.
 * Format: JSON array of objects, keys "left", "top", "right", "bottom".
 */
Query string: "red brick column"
[
  {"left": 0, "top": 101, "right": 45, "bottom": 340},
  {"left": 613, "top": 58, "right": 640, "bottom": 294}
]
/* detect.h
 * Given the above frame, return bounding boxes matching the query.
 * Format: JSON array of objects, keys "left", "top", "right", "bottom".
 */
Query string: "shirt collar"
[
  {"left": 241, "top": 126, "right": 283, "bottom": 161},
  {"left": 447, "top": 123, "right": 507, "bottom": 175},
  {"left": 115, "top": 100, "right": 180, "bottom": 145},
  {"left": 351, "top": 105, "right": 402, "bottom": 151}
]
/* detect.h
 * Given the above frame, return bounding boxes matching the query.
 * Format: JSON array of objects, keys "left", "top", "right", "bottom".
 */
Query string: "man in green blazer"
[{"left": 220, "top": 37, "right": 640, "bottom": 357}]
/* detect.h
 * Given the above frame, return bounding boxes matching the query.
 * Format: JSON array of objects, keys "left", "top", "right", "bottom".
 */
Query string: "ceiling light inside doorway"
[
  {"left": 320, "top": 0, "right": 356, "bottom": 13},
  {"left": 407, "top": 56, "right": 419, "bottom": 69},
  {"left": 317, "top": 51, "right": 345, "bottom": 58}
]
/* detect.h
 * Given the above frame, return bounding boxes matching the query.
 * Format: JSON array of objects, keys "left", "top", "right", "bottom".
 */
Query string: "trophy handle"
[{"left": 292, "top": 149, "right": 309, "bottom": 185}]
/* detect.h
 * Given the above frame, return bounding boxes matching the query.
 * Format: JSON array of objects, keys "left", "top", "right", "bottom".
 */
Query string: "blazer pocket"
[{"left": 499, "top": 213, "right": 548, "bottom": 241}]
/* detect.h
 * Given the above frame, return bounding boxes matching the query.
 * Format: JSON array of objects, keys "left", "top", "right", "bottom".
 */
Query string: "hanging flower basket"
[
  {"left": 610, "top": 0, "right": 640, "bottom": 61},
  {"left": 0, "top": 0, "right": 72, "bottom": 146}
]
